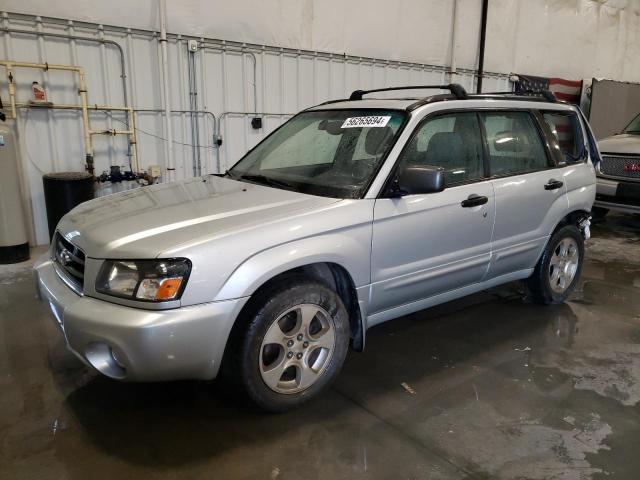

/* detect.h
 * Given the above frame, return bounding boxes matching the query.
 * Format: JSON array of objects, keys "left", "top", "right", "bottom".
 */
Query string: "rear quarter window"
[{"left": 543, "top": 112, "right": 585, "bottom": 164}]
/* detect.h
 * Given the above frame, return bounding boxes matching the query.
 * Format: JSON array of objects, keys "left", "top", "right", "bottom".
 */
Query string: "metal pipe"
[
  {"left": 0, "top": 24, "right": 129, "bottom": 114},
  {"left": 214, "top": 111, "right": 295, "bottom": 171},
  {"left": 199, "top": 37, "right": 211, "bottom": 174},
  {"left": 89, "top": 129, "right": 134, "bottom": 135},
  {"left": 192, "top": 52, "right": 201, "bottom": 175},
  {"left": 201, "top": 43, "right": 258, "bottom": 114},
  {"left": 128, "top": 107, "right": 139, "bottom": 173},
  {"left": 98, "top": 24, "right": 115, "bottom": 166},
  {"left": 158, "top": 0, "right": 175, "bottom": 181},
  {"left": 0, "top": 60, "right": 96, "bottom": 172},
  {"left": 187, "top": 50, "right": 198, "bottom": 177},
  {"left": 77, "top": 71, "right": 93, "bottom": 173},
  {"left": 2, "top": 13, "right": 511, "bottom": 81},
  {"left": 135, "top": 108, "right": 216, "bottom": 122},
  {"left": 6, "top": 65, "right": 16, "bottom": 118},
  {"left": 12, "top": 100, "right": 140, "bottom": 174},
  {"left": 12, "top": 102, "right": 214, "bottom": 175},
  {"left": 448, "top": 0, "right": 458, "bottom": 81},
  {"left": 476, "top": 0, "right": 489, "bottom": 93},
  {"left": 35, "top": 17, "right": 60, "bottom": 172}
]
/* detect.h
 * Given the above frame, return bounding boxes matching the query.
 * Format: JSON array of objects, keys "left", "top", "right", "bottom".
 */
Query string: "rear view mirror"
[
  {"left": 396, "top": 165, "right": 445, "bottom": 196},
  {"left": 318, "top": 120, "right": 344, "bottom": 135},
  {"left": 494, "top": 131, "right": 526, "bottom": 153}
]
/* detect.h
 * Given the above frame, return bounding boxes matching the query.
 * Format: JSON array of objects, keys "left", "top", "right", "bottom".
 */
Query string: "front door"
[{"left": 370, "top": 112, "right": 495, "bottom": 318}]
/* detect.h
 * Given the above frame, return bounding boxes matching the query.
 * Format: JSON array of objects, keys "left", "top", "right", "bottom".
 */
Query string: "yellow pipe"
[
  {"left": 0, "top": 60, "right": 84, "bottom": 72},
  {"left": 3, "top": 59, "right": 142, "bottom": 173},
  {"left": 6, "top": 65, "right": 16, "bottom": 119}
]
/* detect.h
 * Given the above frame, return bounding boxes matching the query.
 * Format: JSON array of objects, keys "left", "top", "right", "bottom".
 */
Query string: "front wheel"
[
  {"left": 526, "top": 225, "right": 584, "bottom": 305},
  {"left": 228, "top": 277, "right": 350, "bottom": 412}
]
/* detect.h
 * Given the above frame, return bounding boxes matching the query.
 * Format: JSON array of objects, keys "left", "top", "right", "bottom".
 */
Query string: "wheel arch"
[
  {"left": 552, "top": 209, "right": 591, "bottom": 236},
  {"left": 221, "top": 253, "right": 367, "bottom": 357}
]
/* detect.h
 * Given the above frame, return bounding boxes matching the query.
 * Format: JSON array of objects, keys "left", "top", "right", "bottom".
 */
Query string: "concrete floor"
[{"left": 1, "top": 214, "right": 639, "bottom": 480}]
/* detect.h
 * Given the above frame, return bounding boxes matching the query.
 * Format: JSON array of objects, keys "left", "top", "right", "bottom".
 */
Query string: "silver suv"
[
  {"left": 594, "top": 112, "right": 640, "bottom": 216},
  {"left": 35, "top": 84, "right": 598, "bottom": 411}
]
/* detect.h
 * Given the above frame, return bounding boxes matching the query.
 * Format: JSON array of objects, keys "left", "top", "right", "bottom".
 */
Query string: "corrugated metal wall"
[{"left": 0, "top": 12, "right": 511, "bottom": 245}]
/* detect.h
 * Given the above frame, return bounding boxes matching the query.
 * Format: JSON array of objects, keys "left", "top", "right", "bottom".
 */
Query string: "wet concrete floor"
[{"left": 1, "top": 214, "right": 639, "bottom": 479}]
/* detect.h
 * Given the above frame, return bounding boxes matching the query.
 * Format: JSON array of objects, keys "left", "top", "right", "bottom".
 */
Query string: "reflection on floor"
[{"left": 1, "top": 214, "right": 639, "bottom": 479}]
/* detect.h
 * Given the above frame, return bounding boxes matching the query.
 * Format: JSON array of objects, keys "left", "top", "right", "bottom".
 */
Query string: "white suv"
[
  {"left": 35, "top": 84, "right": 598, "bottom": 411},
  {"left": 594, "top": 112, "right": 640, "bottom": 216}
]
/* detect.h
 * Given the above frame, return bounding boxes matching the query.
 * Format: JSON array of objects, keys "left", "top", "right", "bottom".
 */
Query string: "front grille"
[
  {"left": 52, "top": 233, "right": 85, "bottom": 292},
  {"left": 600, "top": 154, "right": 640, "bottom": 179}
]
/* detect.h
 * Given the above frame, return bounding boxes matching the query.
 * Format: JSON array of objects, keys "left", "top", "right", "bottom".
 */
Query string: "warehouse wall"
[
  {"left": 4, "top": 0, "right": 640, "bottom": 81},
  {"left": 1, "top": 0, "right": 639, "bottom": 246},
  {"left": 0, "top": 10, "right": 508, "bottom": 246}
]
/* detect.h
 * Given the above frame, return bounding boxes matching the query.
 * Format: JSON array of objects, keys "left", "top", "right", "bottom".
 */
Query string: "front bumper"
[
  {"left": 595, "top": 176, "right": 640, "bottom": 214},
  {"left": 35, "top": 255, "right": 248, "bottom": 381}
]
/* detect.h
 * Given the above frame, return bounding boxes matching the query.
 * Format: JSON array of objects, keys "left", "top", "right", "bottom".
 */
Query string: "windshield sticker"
[{"left": 341, "top": 116, "right": 391, "bottom": 128}]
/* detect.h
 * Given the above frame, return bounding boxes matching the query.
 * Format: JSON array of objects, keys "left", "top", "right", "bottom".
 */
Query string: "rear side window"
[
  {"left": 481, "top": 112, "right": 550, "bottom": 176},
  {"left": 543, "top": 112, "right": 585, "bottom": 163},
  {"left": 396, "top": 112, "right": 485, "bottom": 185}
]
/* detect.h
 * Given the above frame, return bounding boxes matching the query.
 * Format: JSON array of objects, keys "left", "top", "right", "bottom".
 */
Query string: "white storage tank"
[{"left": 0, "top": 120, "right": 29, "bottom": 264}]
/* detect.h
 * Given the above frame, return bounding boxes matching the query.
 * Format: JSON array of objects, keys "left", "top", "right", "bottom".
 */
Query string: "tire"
[
  {"left": 227, "top": 276, "right": 350, "bottom": 412},
  {"left": 526, "top": 224, "right": 584, "bottom": 305}
]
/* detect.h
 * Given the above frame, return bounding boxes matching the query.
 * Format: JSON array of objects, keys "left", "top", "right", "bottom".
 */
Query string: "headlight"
[{"left": 96, "top": 258, "right": 191, "bottom": 302}]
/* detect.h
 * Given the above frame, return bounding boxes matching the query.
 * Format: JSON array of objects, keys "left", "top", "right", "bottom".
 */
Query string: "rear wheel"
[
  {"left": 526, "top": 225, "right": 584, "bottom": 304},
  {"left": 229, "top": 277, "right": 350, "bottom": 412}
]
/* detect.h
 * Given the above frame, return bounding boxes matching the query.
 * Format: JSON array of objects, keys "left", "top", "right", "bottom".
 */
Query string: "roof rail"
[
  {"left": 468, "top": 90, "right": 558, "bottom": 103},
  {"left": 348, "top": 83, "right": 468, "bottom": 101}
]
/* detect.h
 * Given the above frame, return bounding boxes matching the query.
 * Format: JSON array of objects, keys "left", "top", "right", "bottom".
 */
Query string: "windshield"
[
  {"left": 623, "top": 113, "right": 640, "bottom": 134},
  {"left": 228, "top": 109, "right": 406, "bottom": 198}
]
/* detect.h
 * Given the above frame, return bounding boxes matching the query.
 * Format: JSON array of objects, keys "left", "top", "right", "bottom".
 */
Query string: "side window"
[
  {"left": 396, "top": 112, "right": 485, "bottom": 186},
  {"left": 543, "top": 112, "right": 585, "bottom": 163},
  {"left": 481, "top": 112, "right": 550, "bottom": 176}
]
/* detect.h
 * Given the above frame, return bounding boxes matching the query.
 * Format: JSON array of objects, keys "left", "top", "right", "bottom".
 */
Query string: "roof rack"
[
  {"left": 314, "top": 84, "right": 560, "bottom": 111},
  {"left": 468, "top": 90, "right": 558, "bottom": 103},
  {"left": 348, "top": 84, "right": 468, "bottom": 101}
]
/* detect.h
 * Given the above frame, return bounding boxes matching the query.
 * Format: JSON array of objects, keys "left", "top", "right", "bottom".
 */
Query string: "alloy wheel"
[
  {"left": 259, "top": 304, "right": 335, "bottom": 394},
  {"left": 549, "top": 237, "right": 579, "bottom": 293}
]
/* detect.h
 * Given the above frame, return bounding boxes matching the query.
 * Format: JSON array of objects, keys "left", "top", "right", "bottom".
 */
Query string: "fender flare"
[{"left": 214, "top": 233, "right": 370, "bottom": 349}]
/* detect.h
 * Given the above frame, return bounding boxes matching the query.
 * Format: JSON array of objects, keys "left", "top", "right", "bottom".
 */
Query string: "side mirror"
[{"left": 394, "top": 165, "right": 445, "bottom": 196}]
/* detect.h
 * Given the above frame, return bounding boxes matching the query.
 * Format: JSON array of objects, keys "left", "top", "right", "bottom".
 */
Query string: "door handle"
[
  {"left": 461, "top": 194, "right": 488, "bottom": 208},
  {"left": 544, "top": 179, "right": 564, "bottom": 190}
]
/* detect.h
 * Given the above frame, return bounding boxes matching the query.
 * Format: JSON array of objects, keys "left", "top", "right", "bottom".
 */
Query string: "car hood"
[
  {"left": 57, "top": 176, "right": 340, "bottom": 258},
  {"left": 597, "top": 134, "right": 640, "bottom": 154}
]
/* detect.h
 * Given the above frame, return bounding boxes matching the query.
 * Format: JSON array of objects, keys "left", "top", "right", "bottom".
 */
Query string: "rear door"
[
  {"left": 541, "top": 109, "right": 596, "bottom": 210},
  {"left": 370, "top": 112, "right": 495, "bottom": 317},
  {"left": 482, "top": 110, "right": 568, "bottom": 279}
]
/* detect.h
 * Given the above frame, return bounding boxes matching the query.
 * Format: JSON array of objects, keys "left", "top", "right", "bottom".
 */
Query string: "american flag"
[{"left": 514, "top": 74, "right": 583, "bottom": 105}]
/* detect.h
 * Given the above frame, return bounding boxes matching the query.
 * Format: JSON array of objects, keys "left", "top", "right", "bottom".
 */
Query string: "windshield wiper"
[{"left": 238, "top": 173, "right": 296, "bottom": 190}]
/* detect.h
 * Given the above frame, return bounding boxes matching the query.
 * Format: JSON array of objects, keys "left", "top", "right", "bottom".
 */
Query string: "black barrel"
[{"left": 43, "top": 172, "right": 94, "bottom": 240}]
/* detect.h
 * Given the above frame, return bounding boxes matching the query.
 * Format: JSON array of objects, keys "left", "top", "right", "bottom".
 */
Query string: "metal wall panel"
[{"left": 0, "top": 12, "right": 510, "bottom": 245}]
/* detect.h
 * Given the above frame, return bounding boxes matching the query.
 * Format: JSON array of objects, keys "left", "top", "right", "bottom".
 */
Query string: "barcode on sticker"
[{"left": 341, "top": 116, "right": 391, "bottom": 128}]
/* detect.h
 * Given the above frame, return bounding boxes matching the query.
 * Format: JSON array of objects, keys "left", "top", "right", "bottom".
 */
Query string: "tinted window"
[
  {"left": 396, "top": 112, "right": 485, "bottom": 185},
  {"left": 543, "top": 112, "right": 584, "bottom": 163},
  {"left": 481, "top": 112, "right": 550, "bottom": 176},
  {"left": 622, "top": 112, "right": 640, "bottom": 134}
]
